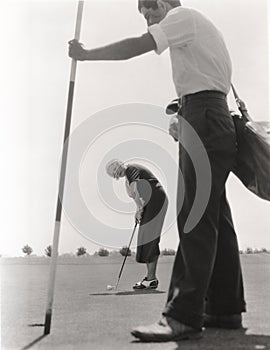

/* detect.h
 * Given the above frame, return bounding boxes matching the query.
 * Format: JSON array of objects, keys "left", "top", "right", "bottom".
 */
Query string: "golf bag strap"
[{"left": 231, "top": 84, "right": 252, "bottom": 121}]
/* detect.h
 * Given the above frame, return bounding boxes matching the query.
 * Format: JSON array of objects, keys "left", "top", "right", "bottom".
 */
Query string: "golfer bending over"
[
  {"left": 106, "top": 159, "right": 168, "bottom": 290},
  {"left": 69, "top": 0, "right": 246, "bottom": 342}
]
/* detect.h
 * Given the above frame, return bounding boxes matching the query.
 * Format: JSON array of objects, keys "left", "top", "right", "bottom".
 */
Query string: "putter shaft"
[{"left": 115, "top": 222, "right": 138, "bottom": 289}]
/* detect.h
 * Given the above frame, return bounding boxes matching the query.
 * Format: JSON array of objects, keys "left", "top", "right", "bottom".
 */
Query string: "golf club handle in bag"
[
  {"left": 230, "top": 84, "right": 270, "bottom": 201},
  {"left": 231, "top": 84, "right": 252, "bottom": 121}
]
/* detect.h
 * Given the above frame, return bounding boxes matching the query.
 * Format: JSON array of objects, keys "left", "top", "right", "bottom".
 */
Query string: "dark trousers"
[{"left": 163, "top": 91, "right": 246, "bottom": 329}]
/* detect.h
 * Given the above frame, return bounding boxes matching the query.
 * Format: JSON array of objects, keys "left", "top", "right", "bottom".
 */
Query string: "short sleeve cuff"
[{"left": 148, "top": 24, "right": 169, "bottom": 55}]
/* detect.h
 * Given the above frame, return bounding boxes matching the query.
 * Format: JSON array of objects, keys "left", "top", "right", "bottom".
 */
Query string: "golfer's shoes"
[{"left": 133, "top": 277, "right": 159, "bottom": 290}]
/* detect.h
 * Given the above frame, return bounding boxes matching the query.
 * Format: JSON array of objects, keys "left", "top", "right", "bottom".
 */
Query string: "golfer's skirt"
[{"left": 136, "top": 187, "right": 168, "bottom": 263}]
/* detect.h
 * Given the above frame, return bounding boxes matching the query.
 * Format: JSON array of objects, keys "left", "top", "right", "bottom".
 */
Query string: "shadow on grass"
[
  {"left": 174, "top": 328, "right": 270, "bottom": 350},
  {"left": 132, "top": 328, "right": 270, "bottom": 349},
  {"left": 21, "top": 334, "right": 47, "bottom": 350},
  {"left": 90, "top": 290, "right": 166, "bottom": 296}
]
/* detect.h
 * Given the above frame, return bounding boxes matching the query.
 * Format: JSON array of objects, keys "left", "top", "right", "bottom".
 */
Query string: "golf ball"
[{"left": 107, "top": 285, "right": 113, "bottom": 290}]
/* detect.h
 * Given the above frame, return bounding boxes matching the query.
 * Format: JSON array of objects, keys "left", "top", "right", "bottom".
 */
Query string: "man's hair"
[
  {"left": 138, "top": 0, "right": 181, "bottom": 13},
  {"left": 105, "top": 159, "right": 123, "bottom": 177}
]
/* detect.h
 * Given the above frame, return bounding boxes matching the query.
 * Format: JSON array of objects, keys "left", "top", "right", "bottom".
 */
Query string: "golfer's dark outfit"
[
  {"left": 163, "top": 91, "right": 246, "bottom": 329},
  {"left": 126, "top": 165, "right": 168, "bottom": 263}
]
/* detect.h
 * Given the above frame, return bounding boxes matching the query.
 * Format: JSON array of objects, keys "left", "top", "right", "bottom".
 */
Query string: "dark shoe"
[
  {"left": 131, "top": 316, "right": 202, "bottom": 342},
  {"left": 133, "top": 277, "right": 159, "bottom": 290},
  {"left": 204, "top": 314, "right": 242, "bottom": 329}
]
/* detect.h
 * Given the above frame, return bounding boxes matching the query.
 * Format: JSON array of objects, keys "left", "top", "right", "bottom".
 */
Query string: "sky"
[{"left": 1, "top": 0, "right": 270, "bottom": 257}]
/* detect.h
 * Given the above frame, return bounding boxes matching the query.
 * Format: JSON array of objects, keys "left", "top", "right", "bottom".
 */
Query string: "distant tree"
[
  {"left": 119, "top": 246, "right": 131, "bottom": 257},
  {"left": 239, "top": 250, "right": 243, "bottom": 255},
  {"left": 76, "top": 247, "right": 87, "bottom": 256},
  {"left": 98, "top": 248, "right": 109, "bottom": 257},
  {"left": 161, "top": 248, "right": 176, "bottom": 256},
  {"left": 22, "top": 244, "right": 33, "bottom": 256},
  {"left": 45, "top": 245, "right": 52, "bottom": 257},
  {"left": 261, "top": 248, "right": 268, "bottom": 253},
  {"left": 245, "top": 247, "right": 253, "bottom": 254}
]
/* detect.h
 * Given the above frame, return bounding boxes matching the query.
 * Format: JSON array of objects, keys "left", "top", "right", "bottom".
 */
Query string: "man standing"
[{"left": 69, "top": 0, "right": 246, "bottom": 342}]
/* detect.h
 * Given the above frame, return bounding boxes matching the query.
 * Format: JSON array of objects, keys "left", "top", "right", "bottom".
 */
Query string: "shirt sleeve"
[
  {"left": 148, "top": 7, "right": 196, "bottom": 55},
  {"left": 126, "top": 166, "right": 140, "bottom": 184}
]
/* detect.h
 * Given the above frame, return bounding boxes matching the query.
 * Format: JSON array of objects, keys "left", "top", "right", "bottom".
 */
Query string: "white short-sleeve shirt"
[{"left": 148, "top": 7, "right": 232, "bottom": 97}]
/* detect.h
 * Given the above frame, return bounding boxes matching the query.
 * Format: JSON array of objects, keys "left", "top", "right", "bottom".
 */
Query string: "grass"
[{"left": 1, "top": 254, "right": 270, "bottom": 350}]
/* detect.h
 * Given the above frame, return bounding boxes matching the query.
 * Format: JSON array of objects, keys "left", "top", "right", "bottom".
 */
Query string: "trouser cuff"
[
  {"left": 205, "top": 300, "right": 246, "bottom": 315},
  {"left": 163, "top": 305, "right": 203, "bottom": 330}
]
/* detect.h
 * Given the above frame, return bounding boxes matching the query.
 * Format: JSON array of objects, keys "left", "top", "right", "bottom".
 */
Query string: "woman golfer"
[{"left": 106, "top": 159, "right": 168, "bottom": 290}]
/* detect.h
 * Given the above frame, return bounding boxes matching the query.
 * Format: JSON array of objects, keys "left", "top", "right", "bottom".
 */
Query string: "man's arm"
[
  {"left": 68, "top": 33, "right": 157, "bottom": 61},
  {"left": 169, "top": 116, "right": 180, "bottom": 142}
]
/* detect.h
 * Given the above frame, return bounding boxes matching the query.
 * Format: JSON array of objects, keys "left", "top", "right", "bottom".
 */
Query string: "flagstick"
[{"left": 44, "top": 1, "right": 84, "bottom": 335}]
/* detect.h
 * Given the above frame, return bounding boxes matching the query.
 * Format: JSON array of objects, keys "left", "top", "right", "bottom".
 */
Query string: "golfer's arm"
[
  {"left": 129, "top": 182, "right": 145, "bottom": 209},
  {"left": 125, "top": 182, "right": 134, "bottom": 198},
  {"left": 84, "top": 33, "right": 156, "bottom": 60}
]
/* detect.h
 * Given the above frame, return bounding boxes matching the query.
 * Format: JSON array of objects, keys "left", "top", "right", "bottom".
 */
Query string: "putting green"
[
  {"left": 89, "top": 290, "right": 166, "bottom": 296},
  {"left": 1, "top": 255, "right": 270, "bottom": 349}
]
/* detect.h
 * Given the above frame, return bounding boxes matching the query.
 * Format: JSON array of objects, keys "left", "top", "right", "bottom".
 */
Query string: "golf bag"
[
  {"left": 165, "top": 86, "right": 270, "bottom": 201},
  {"left": 231, "top": 85, "right": 270, "bottom": 201}
]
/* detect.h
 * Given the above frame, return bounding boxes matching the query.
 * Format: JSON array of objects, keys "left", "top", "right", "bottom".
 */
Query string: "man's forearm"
[{"left": 83, "top": 34, "right": 156, "bottom": 61}]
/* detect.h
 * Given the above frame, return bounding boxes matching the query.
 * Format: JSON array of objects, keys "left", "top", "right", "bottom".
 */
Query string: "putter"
[{"left": 114, "top": 221, "right": 138, "bottom": 290}]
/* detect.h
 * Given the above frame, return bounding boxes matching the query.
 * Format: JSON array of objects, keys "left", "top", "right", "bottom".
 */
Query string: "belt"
[{"left": 182, "top": 90, "right": 227, "bottom": 104}]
